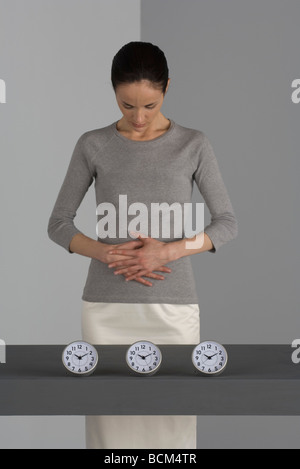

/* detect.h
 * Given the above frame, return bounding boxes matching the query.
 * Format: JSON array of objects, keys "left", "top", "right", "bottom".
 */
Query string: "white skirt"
[{"left": 81, "top": 301, "right": 200, "bottom": 450}]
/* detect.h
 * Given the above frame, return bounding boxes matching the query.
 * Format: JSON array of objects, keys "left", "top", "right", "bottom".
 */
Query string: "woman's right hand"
[{"left": 122, "top": 266, "right": 172, "bottom": 287}]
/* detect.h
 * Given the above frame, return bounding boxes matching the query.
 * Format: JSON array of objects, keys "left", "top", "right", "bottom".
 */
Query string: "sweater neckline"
[{"left": 111, "top": 118, "right": 175, "bottom": 145}]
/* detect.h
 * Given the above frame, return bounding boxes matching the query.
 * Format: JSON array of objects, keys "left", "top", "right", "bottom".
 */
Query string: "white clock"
[
  {"left": 192, "top": 341, "right": 228, "bottom": 376},
  {"left": 62, "top": 340, "right": 98, "bottom": 376},
  {"left": 126, "top": 340, "right": 162, "bottom": 376}
]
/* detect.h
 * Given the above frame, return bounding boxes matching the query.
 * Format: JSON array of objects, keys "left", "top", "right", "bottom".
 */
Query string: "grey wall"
[
  {"left": 141, "top": 0, "right": 300, "bottom": 449},
  {"left": 0, "top": 0, "right": 299, "bottom": 449}
]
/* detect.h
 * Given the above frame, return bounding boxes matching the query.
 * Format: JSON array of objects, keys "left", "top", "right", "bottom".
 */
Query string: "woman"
[{"left": 47, "top": 41, "right": 238, "bottom": 449}]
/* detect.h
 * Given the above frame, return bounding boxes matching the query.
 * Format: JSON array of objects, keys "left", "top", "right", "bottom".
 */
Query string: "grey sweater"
[{"left": 47, "top": 119, "right": 238, "bottom": 304}]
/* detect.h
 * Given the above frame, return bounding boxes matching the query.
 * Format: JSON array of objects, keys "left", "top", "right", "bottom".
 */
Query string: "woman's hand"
[
  {"left": 98, "top": 238, "right": 144, "bottom": 265},
  {"left": 99, "top": 236, "right": 172, "bottom": 287},
  {"left": 107, "top": 232, "right": 172, "bottom": 284}
]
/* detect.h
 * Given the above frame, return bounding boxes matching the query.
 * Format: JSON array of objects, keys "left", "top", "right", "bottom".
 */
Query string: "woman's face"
[{"left": 115, "top": 79, "right": 170, "bottom": 132}]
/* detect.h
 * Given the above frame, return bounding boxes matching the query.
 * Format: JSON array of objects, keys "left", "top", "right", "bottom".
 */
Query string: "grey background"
[{"left": 0, "top": 0, "right": 299, "bottom": 449}]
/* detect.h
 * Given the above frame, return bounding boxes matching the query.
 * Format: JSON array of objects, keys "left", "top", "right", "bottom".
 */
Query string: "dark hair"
[{"left": 111, "top": 41, "right": 169, "bottom": 95}]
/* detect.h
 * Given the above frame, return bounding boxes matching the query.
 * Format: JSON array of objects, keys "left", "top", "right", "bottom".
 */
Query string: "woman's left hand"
[{"left": 107, "top": 232, "right": 172, "bottom": 282}]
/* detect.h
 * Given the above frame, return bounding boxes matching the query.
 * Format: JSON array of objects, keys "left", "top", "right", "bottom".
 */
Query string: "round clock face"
[
  {"left": 192, "top": 341, "right": 228, "bottom": 376},
  {"left": 62, "top": 341, "right": 98, "bottom": 376},
  {"left": 126, "top": 340, "right": 162, "bottom": 376}
]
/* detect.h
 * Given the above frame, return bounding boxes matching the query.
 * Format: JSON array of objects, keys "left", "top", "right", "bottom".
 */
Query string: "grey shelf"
[{"left": 0, "top": 345, "right": 299, "bottom": 415}]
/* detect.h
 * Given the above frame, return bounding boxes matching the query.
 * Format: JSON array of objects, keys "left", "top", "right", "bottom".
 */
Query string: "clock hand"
[
  {"left": 74, "top": 353, "right": 89, "bottom": 360},
  {"left": 138, "top": 354, "right": 146, "bottom": 359},
  {"left": 204, "top": 352, "right": 218, "bottom": 360},
  {"left": 144, "top": 353, "right": 153, "bottom": 358}
]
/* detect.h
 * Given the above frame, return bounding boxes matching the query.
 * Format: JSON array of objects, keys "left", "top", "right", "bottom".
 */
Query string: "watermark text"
[
  {"left": 96, "top": 195, "right": 205, "bottom": 249},
  {"left": 0, "top": 339, "right": 6, "bottom": 363},
  {"left": 291, "top": 339, "right": 300, "bottom": 364},
  {"left": 291, "top": 79, "right": 300, "bottom": 103},
  {"left": 0, "top": 79, "right": 6, "bottom": 103}
]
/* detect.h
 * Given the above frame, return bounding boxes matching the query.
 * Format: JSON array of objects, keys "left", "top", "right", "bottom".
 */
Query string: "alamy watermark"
[
  {"left": 291, "top": 79, "right": 300, "bottom": 103},
  {"left": 96, "top": 195, "right": 205, "bottom": 249},
  {"left": 0, "top": 79, "right": 6, "bottom": 103},
  {"left": 0, "top": 339, "right": 6, "bottom": 364},
  {"left": 291, "top": 339, "right": 300, "bottom": 364}
]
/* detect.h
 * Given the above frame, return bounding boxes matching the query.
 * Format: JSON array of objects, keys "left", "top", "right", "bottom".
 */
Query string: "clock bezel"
[
  {"left": 62, "top": 340, "right": 99, "bottom": 377},
  {"left": 125, "top": 339, "right": 162, "bottom": 376},
  {"left": 191, "top": 340, "right": 228, "bottom": 376}
]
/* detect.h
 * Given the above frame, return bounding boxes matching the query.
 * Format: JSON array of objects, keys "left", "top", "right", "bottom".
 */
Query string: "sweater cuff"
[
  {"left": 204, "top": 228, "right": 220, "bottom": 253},
  {"left": 47, "top": 218, "right": 82, "bottom": 254}
]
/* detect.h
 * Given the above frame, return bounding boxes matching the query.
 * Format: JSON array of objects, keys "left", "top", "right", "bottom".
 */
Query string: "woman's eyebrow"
[{"left": 122, "top": 101, "right": 158, "bottom": 106}]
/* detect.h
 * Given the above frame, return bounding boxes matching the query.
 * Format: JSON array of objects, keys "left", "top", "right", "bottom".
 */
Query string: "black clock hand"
[
  {"left": 144, "top": 353, "right": 153, "bottom": 358},
  {"left": 204, "top": 352, "right": 218, "bottom": 360},
  {"left": 74, "top": 353, "right": 89, "bottom": 360},
  {"left": 138, "top": 354, "right": 146, "bottom": 359}
]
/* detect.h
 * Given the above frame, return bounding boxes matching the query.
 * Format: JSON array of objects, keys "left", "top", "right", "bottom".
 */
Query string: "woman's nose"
[{"left": 133, "top": 111, "right": 145, "bottom": 123}]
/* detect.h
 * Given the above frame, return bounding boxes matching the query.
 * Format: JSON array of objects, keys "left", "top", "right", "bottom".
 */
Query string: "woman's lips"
[{"left": 132, "top": 123, "right": 146, "bottom": 128}]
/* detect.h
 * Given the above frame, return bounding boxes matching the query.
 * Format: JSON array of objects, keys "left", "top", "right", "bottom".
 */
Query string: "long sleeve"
[
  {"left": 47, "top": 133, "right": 95, "bottom": 253},
  {"left": 192, "top": 133, "right": 238, "bottom": 253}
]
